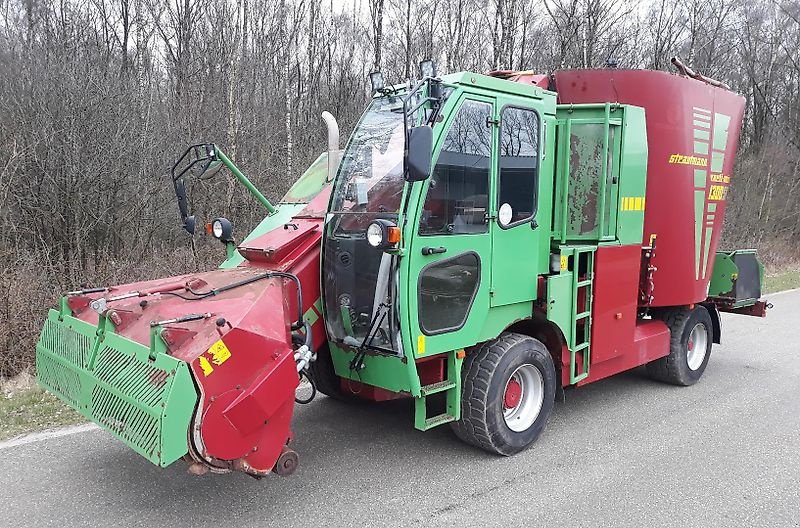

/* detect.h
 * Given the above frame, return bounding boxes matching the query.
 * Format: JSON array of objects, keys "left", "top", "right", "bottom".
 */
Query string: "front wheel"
[
  {"left": 646, "top": 305, "right": 713, "bottom": 386},
  {"left": 451, "top": 332, "right": 556, "bottom": 456}
]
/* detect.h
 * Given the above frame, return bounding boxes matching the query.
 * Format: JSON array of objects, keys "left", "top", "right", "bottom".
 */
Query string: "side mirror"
[
  {"left": 406, "top": 126, "right": 433, "bottom": 182},
  {"left": 183, "top": 215, "right": 196, "bottom": 235}
]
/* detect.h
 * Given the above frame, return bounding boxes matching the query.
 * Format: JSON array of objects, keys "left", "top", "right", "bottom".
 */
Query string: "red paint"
[
  {"left": 338, "top": 379, "right": 403, "bottom": 401},
  {"left": 553, "top": 69, "right": 746, "bottom": 307},
  {"left": 589, "top": 245, "right": 641, "bottom": 365},
  {"left": 578, "top": 319, "right": 670, "bottom": 386},
  {"left": 719, "top": 300, "right": 768, "bottom": 318},
  {"left": 504, "top": 379, "right": 522, "bottom": 408},
  {"left": 63, "top": 185, "right": 333, "bottom": 476},
  {"left": 488, "top": 70, "right": 550, "bottom": 88}
]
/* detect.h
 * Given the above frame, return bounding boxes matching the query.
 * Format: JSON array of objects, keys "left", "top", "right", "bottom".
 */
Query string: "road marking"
[
  {"left": 0, "top": 423, "right": 98, "bottom": 451},
  {"left": 768, "top": 287, "right": 800, "bottom": 297}
]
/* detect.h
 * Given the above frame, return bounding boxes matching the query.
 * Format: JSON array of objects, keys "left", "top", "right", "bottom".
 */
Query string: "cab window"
[
  {"left": 419, "top": 100, "right": 492, "bottom": 235},
  {"left": 497, "top": 107, "right": 539, "bottom": 226}
]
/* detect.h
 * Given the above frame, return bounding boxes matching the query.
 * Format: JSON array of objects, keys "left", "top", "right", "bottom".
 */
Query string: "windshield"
[{"left": 329, "top": 97, "right": 406, "bottom": 234}]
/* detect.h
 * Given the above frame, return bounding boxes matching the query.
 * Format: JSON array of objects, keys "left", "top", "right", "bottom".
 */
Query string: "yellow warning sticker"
[
  {"left": 199, "top": 356, "right": 214, "bottom": 377},
  {"left": 417, "top": 335, "right": 426, "bottom": 355},
  {"left": 560, "top": 255, "right": 568, "bottom": 271},
  {"left": 208, "top": 340, "right": 232, "bottom": 366}
]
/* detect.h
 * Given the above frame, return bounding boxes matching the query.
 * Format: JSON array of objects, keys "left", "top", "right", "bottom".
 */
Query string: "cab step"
[
  {"left": 413, "top": 351, "right": 464, "bottom": 431},
  {"left": 423, "top": 413, "right": 455, "bottom": 430},
  {"left": 420, "top": 380, "right": 456, "bottom": 396}
]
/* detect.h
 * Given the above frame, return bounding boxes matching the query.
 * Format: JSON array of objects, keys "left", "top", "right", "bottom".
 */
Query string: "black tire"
[
  {"left": 309, "top": 343, "right": 353, "bottom": 401},
  {"left": 646, "top": 305, "right": 713, "bottom": 386},
  {"left": 451, "top": 332, "right": 556, "bottom": 456}
]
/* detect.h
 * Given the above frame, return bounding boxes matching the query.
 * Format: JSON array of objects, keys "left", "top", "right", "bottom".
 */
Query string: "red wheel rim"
[{"left": 504, "top": 378, "right": 522, "bottom": 409}]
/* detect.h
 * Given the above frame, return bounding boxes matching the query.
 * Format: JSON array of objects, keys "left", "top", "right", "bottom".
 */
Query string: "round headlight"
[
  {"left": 209, "top": 217, "right": 233, "bottom": 242},
  {"left": 212, "top": 220, "right": 224, "bottom": 238},
  {"left": 366, "top": 222, "right": 384, "bottom": 247}
]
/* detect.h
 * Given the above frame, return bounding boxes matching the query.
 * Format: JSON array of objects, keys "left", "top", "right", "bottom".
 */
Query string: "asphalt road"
[{"left": 1, "top": 290, "right": 798, "bottom": 528}]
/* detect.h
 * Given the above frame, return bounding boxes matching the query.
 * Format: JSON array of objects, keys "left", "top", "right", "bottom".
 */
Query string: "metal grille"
[
  {"left": 36, "top": 312, "right": 197, "bottom": 467},
  {"left": 90, "top": 385, "right": 161, "bottom": 458},
  {"left": 36, "top": 352, "right": 83, "bottom": 407},
  {"left": 38, "top": 319, "right": 92, "bottom": 369}
]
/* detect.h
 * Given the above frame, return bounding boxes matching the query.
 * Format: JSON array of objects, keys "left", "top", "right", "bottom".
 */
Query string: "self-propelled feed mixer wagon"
[{"left": 36, "top": 60, "right": 768, "bottom": 477}]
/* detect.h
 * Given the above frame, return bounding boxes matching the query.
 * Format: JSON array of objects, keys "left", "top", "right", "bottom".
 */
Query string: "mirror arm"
[{"left": 213, "top": 148, "right": 277, "bottom": 215}]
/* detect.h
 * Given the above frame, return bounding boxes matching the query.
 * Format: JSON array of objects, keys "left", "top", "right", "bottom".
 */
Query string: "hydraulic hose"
[{"left": 175, "top": 271, "right": 305, "bottom": 330}]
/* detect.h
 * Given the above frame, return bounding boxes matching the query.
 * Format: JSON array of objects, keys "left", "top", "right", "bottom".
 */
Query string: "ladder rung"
[
  {"left": 423, "top": 413, "right": 455, "bottom": 429},
  {"left": 420, "top": 380, "right": 456, "bottom": 396},
  {"left": 577, "top": 279, "right": 593, "bottom": 287},
  {"left": 576, "top": 311, "right": 591, "bottom": 319},
  {"left": 572, "top": 342, "right": 590, "bottom": 352}
]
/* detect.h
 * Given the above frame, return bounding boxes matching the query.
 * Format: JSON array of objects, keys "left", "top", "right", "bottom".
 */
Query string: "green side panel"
[
  {"left": 615, "top": 105, "right": 647, "bottom": 246},
  {"left": 546, "top": 273, "right": 574, "bottom": 347},
  {"left": 329, "top": 343, "right": 415, "bottom": 394},
  {"left": 708, "top": 249, "right": 764, "bottom": 306},
  {"left": 693, "top": 119, "right": 710, "bottom": 129},
  {"left": 36, "top": 310, "right": 198, "bottom": 467},
  {"left": 708, "top": 252, "right": 737, "bottom": 297},
  {"left": 693, "top": 129, "right": 710, "bottom": 141}
]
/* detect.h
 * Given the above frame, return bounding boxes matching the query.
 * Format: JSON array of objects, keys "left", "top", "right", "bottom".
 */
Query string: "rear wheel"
[
  {"left": 451, "top": 332, "right": 556, "bottom": 456},
  {"left": 646, "top": 305, "right": 713, "bottom": 386}
]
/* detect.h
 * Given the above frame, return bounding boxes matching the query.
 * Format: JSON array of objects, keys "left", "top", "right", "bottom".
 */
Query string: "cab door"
[
  {"left": 406, "top": 94, "right": 496, "bottom": 355},
  {"left": 489, "top": 100, "right": 544, "bottom": 306}
]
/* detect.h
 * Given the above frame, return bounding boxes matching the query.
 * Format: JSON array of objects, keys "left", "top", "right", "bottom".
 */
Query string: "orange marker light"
[
  {"left": 387, "top": 226, "right": 401, "bottom": 244},
  {"left": 205, "top": 223, "right": 213, "bottom": 235},
  {"left": 456, "top": 349, "right": 466, "bottom": 359}
]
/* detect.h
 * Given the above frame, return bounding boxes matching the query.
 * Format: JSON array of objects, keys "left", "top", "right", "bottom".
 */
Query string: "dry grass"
[{"left": 0, "top": 372, "right": 84, "bottom": 441}]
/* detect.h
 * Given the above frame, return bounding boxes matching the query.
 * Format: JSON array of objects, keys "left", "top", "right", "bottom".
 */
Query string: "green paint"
[
  {"left": 702, "top": 225, "right": 713, "bottom": 279},
  {"left": 215, "top": 148, "right": 276, "bottom": 215},
  {"left": 282, "top": 153, "right": 331, "bottom": 203},
  {"left": 694, "top": 190, "right": 705, "bottom": 280},
  {"left": 708, "top": 202, "right": 717, "bottom": 213},
  {"left": 329, "top": 342, "right": 417, "bottom": 395},
  {"left": 694, "top": 129, "right": 710, "bottom": 141},
  {"left": 711, "top": 151, "right": 725, "bottom": 173},
  {"left": 303, "top": 305, "right": 319, "bottom": 327},
  {"left": 713, "top": 113, "right": 731, "bottom": 151},
  {"left": 547, "top": 272, "right": 574, "bottom": 347},
  {"left": 694, "top": 169, "right": 707, "bottom": 188},
  {"left": 694, "top": 140, "right": 709, "bottom": 155},
  {"left": 693, "top": 119, "right": 711, "bottom": 129},
  {"left": 36, "top": 310, "right": 197, "bottom": 467}
]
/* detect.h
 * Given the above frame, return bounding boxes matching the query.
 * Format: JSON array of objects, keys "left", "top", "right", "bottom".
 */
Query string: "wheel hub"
[
  {"left": 686, "top": 323, "right": 708, "bottom": 371},
  {"left": 502, "top": 364, "right": 545, "bottom": 433},
  {"left": 504, "top": 379, "right": 522, "bottom": 408}
]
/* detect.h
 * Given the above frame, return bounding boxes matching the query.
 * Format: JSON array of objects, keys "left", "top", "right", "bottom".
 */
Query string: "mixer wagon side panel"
[{"left": 553, "top": 70, "right": 745, "bottom": 306}]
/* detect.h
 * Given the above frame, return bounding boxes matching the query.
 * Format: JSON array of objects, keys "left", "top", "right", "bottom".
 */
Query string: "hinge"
[{"left": 486, "top": 116, "right": 500, "bottom": 127}]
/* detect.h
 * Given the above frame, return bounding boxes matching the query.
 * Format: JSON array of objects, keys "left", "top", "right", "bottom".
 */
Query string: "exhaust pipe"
[{"left": 321, "top": 111, "right": 341, "bottom": 182}]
